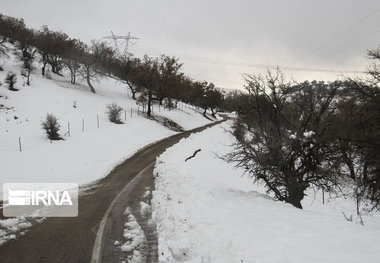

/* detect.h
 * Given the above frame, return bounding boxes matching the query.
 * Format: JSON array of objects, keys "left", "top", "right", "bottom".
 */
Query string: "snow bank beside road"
[
  {"left": 118, "top": 207, "right": 147, "bottom": 263},
  {"left": 152, "top": 122, "right": 380, "bottom": 263},
  {"left": 0, "top": 217, "right": 31, "bottom": 246}
]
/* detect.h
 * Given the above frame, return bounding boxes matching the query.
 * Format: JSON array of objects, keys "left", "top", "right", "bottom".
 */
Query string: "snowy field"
[
  {"left": 152, "top": 121, "right": 380, "bottom": 263},
  {"left": 0, "top": 47, "right": 214, "bottom": 198}
]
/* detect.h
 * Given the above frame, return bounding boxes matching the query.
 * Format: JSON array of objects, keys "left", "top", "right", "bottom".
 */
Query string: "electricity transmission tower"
[{"left": 103, "top": 31, "right": 139, "bottom": 58}]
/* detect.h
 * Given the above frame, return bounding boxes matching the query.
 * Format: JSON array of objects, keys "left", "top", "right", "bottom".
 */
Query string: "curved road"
[{"left": 0, "top": 120, "right": 224, "bottom": 263}]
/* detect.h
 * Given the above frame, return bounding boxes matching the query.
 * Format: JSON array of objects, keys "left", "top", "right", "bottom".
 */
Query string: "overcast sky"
[{"left": 2, "top": 0, "right": 380, "bottom": 90}]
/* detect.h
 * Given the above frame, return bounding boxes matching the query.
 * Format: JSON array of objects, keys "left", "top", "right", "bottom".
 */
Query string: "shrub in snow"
[
  {"left": 106, "top": 102, "right": 123, "bottom": 124},
  {"left": 41, "top": 113, "right": 62, "bottom": 140},
  {"left": 5, "top": 72, "right": 17, "bottom": 91}
]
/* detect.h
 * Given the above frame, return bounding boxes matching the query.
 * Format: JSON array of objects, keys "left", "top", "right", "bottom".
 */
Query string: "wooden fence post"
[
  {"left": 322, "top": 188, "right": 325, "bottom": 205},
  {"left": 19, "top": 137, "right": 22, "bottom": 152}
]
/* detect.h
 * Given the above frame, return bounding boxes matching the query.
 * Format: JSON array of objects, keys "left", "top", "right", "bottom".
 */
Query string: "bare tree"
[
  {"left": 367, "top": 47, "right": 380, "bottom": 85},
  {"left": 156, "top": 55, "right": 184, "bottom": 108},
  {"left": 332, "top": 47, "right": 380, "bottom": 213},
  {"left": 63, "top": 58, "right": 80, "bottom": 84},
  {"left": 35, "top": 26, "right": 70, "bottom": 76},
  {"left": 112, "top": 56, "right": 140, "bottom": 99},
  {"left": 14, "top": 41, "right": 37, "bottom": 86},
  {"left": 78, "top": 40, "right": 114, "bottom": 93},
  {"left": 228, "top": 69, "right": 340, "bottom": 209},
  {"left": 200, "top": 82, "right": 223, "bottom": 117},
  {"left": 134, "top": 55, "right": 160, "bottom": 117}
]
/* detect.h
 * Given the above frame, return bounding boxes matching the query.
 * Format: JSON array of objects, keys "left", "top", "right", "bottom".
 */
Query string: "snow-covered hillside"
[
  {"left": 0, "top": 44, "right": 215, "bottom": 198},
  {"left": 152, "top": 121, "right": 380, "bottom": 263}
]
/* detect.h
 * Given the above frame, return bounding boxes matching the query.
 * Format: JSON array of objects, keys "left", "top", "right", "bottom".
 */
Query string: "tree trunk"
[
  {"left": 287, "top": 195, "right": 303, "bottom": 209},
  {"left": 51, "top": 63, "right": 57, "bottom": 74},
  {"left": 126, "top": 80, "right": 136, "bottom": 100},
  {"left": 70, "top": 68, "right": 76, "bottom": 84},
  {"left": 42, "top": 62, "right": 47, "bottom": 76},
  {"left": 286, "top": 183, "right": 305, "bottom": 209},
  {"left": 211, "top": 108, "right": 216, "bottom": 117},
  {"left": 356, "top": 188, "right": 360, "bottom": 216},
  {"left": 203, "top": 107, "right": 207, "bottom": 116},
  {"left": 147, "top": 89, "right": 152, "bottom": 117},
  {"left": 86, "top": 67, "right": 95, "bottom": 93},
  {"left": 71, "top": 72, "right": 76, "bottom": 84},
  {"left": 27, "top": 70, "right": 31, "bottom": 86},
  {"left": 343, "top": 152, "right": 356, "bottom": 180}
]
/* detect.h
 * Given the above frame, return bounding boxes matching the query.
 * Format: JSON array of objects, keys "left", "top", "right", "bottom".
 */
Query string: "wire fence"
[{"left": 0, "top": 102, "right": 199, "bottom": 153}]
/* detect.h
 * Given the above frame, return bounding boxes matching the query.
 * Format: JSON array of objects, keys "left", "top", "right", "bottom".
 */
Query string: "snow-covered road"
[{"left": 0, "top": 121, "right": 223, "bottom": 262}]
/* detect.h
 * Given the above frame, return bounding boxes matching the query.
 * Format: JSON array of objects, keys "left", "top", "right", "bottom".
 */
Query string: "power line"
[
  {"left": 314, "top": 25, "right": 380, "bottom": 64},
  {"left": 293, "top": 6, "right": 380, "bottom": 66},
  {"left": 131, "top": 44, "right": 364, "bottom": 74}
]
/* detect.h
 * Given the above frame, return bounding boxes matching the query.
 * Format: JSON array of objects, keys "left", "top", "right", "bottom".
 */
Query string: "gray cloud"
[{"left": 2, "top": 0, "right": 380, "bottom": 90}]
